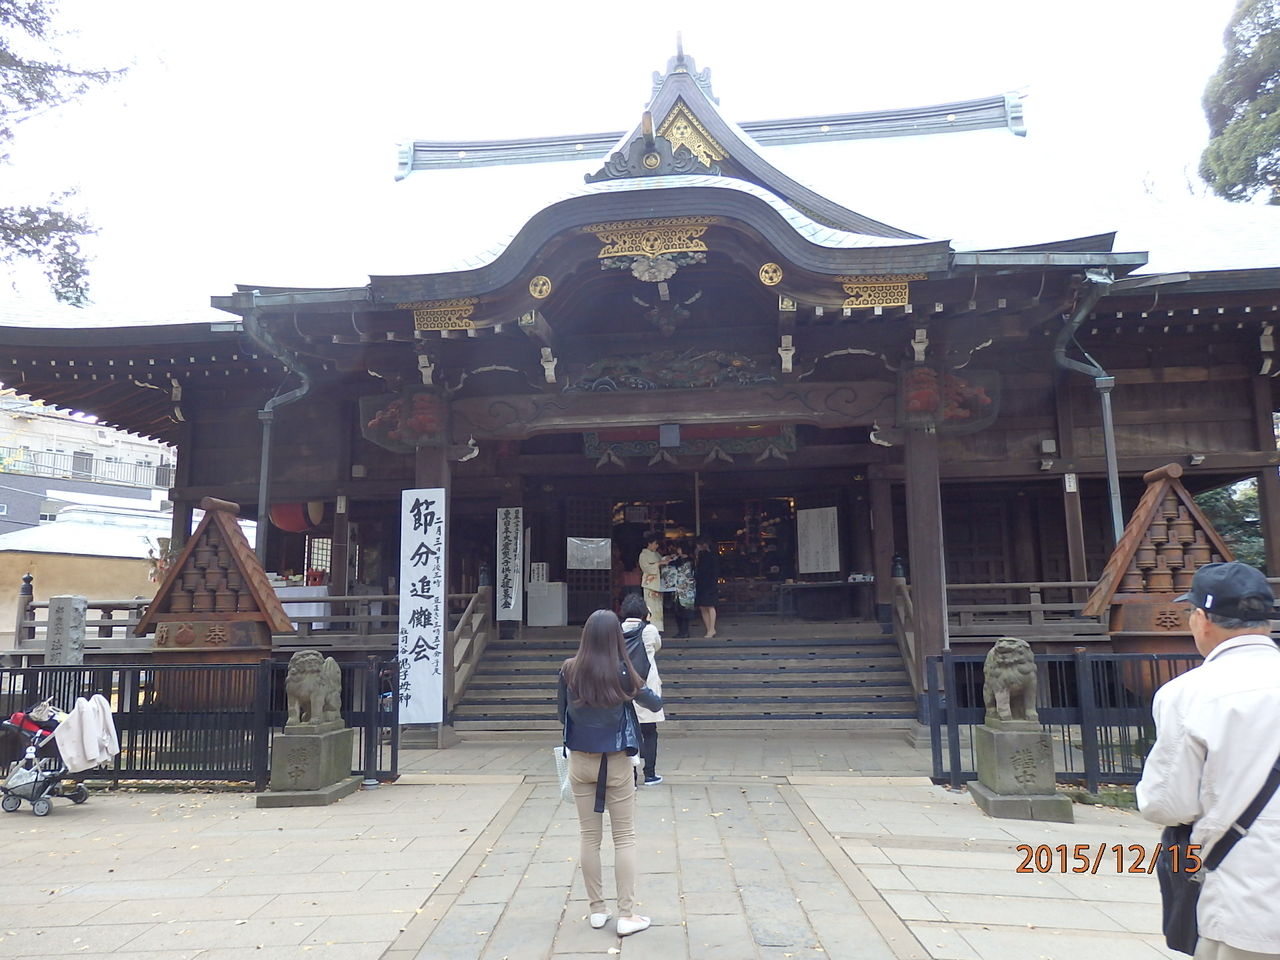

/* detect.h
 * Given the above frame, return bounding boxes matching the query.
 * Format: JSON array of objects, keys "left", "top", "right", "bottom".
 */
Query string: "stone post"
[{"left": 46, "top": 595, "right": 87, "bottom": 666}]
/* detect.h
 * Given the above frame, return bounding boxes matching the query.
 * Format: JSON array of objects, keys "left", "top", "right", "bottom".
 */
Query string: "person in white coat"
[
  {"left": 1136, "top": 562, "right": 1280, "bottom": 960},
  {"left": 619, "top": 593, "right": 665, "bottom": 785}
]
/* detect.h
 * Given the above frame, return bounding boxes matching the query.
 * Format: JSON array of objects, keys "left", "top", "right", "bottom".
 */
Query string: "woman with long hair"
[{"left": 557, "top": 609, "right": 663, "bottom": 937}]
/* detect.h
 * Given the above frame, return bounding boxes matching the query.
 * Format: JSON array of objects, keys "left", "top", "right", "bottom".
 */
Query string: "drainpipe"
[
  {"left": 243, "top": 292, "right": 315, "bottom": 566},
  {"left": 1052, "top": 269, "right": 1124, "bottom": 545}
]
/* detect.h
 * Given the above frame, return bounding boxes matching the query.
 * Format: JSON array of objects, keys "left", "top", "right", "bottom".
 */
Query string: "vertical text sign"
[
  {"left": 496, "top": 507, "right": 523, "bottom": 621},
  {"left": 399, "top": 488, "right": 446, "bottom": 723}
]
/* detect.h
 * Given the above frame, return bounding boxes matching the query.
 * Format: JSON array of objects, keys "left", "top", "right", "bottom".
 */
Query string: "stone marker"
[
  {"left": 257, "top": 649, "right": 360, "bottom": 808},
  {"left": 46, "top": 595, "right": 87, "bottom": 665},
  {"left": 969, "top": 636, "right": 1074, "bottom": 823}
]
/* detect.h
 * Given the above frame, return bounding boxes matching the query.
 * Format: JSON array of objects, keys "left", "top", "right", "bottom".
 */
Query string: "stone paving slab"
[{"left": 0, "top": 733, "right": 1190, "bottom": 960}]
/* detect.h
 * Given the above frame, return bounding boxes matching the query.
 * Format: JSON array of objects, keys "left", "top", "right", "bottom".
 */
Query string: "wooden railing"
[
  {"left": 946, "top": 580, "right": 1106, "bottom": 641},
  {"left": 13, "top": 597, "right": 149, "bottom": 652},
  {"left": 889, "top": 577, "right": 921, "bottom": 698},
  {"left": 11, "top": 575, "right": 497, "bottom": 667},
  {"left": 449, "top": 585, "right": 494, "bottom": 711}
]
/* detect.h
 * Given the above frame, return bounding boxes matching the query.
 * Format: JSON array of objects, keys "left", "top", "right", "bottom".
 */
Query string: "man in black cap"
[{"left": 1136, "top": 561, "right": 1280, "bottom": 959}]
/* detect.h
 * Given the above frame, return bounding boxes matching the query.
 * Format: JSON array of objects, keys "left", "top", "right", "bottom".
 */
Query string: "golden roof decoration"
[{"left": 656, "top": 99, "right": 726, "bottom": 168}]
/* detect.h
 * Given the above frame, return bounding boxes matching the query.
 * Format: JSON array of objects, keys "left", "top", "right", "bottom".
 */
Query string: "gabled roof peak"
[{"left": 652, "top": 35, "right": 717, "bottom": 104}]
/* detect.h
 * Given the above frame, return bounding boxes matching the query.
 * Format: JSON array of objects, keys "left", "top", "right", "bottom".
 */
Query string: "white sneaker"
[
  {"left": 589, "top": 912, "right": 612, "bottom": 929},
  {"left": 617, "top": 915, "right": 651, "bottom": 936}
]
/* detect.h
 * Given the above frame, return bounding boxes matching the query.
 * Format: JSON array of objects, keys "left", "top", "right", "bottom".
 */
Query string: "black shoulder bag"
[
  {"left": 623, "top": 624, "right": 651, "bottom": 682},
  {"left": 1158, "top": 750, "right": 1280, "bottom": 955}
]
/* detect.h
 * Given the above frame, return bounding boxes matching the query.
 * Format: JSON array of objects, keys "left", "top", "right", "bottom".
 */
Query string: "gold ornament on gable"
[
  {"left": 585, "top": 216, "right": 716, "bottom": 259},
  {"left": 528, "top": 276, "right": 552, "bottom": 299},
  {"left": 656, "top": 101, "right": 726, "bottom": 168},
  {"left": 758, "top": 263, "right": 783, "bottom": 286},
  {"left": 836, "top": 274, "right": 927, "bottom": 309},
  {"left": 398, "top": 297, "right": 478, "bottom": 331}
]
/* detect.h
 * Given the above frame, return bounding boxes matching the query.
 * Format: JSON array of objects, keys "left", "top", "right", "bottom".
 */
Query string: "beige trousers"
[
  {"left": 569, "top": 749, "right": 637, "bottom": 915},
  {"left": 1195, "top": 938, "right": 1280, "bottom": 960},
  {"left": 643, "top": 589, "right": 664, "bottom": 632}
]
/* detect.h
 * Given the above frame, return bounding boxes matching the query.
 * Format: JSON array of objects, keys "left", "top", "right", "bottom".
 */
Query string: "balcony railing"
[{"left": 0, "top": 446, "right": 172, "bottom": 489}]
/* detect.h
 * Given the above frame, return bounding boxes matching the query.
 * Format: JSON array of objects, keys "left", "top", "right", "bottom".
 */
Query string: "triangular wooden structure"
[
  {"left": 135, "top": 497, "right": 294, "bottom": 637},
  {"left": 1083, "top": 464, "right": 1235, "bottom": 629}
]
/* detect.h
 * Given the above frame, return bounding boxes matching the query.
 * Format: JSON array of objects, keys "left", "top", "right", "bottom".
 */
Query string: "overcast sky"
[{"left": 5, "top": 0, "right": 1275, "bottom": 322}]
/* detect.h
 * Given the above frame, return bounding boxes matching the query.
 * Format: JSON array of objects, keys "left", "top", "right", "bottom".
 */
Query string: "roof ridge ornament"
[{"left": 652, "top": 34, "right": 717, "bottom": 104}]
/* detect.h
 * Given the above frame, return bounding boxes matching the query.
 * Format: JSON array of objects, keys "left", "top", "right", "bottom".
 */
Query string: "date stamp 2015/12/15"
[{"left": 1015, "top": 843, "right": 1202, "bottom": 874}]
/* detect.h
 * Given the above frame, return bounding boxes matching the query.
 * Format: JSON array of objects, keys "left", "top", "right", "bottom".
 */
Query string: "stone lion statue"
[
  {"left": 982, "top": 637, "right": 1038, "bottom": 723},
  {"left": 285, "top": 650, "right": 342, "bottom": 726}
]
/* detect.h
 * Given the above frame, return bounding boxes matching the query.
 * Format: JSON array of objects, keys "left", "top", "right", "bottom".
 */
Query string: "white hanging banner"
[
  {"left": 797, "top": 506, "right": 841, "bottom": 574},
  {"left": 496, "top": 507, "right": 523, "bottom": 621},
  {"left": 567, "top": 537, "right": 612, "bottom": 570},
  {"left": 398, "top": 488, "right": 446, "bottom": 723}
]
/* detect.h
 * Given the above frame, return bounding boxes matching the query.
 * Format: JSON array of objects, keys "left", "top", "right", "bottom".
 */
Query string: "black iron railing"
[
  {"left": 0, "top": 658, "right": 400, "bottom": 788},
  {"left": 926, "top": 650, "right": 1202, "bottom": 793}
]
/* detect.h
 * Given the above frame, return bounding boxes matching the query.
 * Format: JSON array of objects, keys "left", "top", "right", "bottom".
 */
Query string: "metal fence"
[
  {"left": 0, "top": 657, "right": 400, "bottom": 789},
  {"left": 927, "top": 650, "right": 1202, "bottom": 793}
]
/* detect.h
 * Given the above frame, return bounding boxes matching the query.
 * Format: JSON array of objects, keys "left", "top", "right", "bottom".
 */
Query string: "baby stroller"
[{"left": 1, "top": 701, "right": 89, "bottom": 816}]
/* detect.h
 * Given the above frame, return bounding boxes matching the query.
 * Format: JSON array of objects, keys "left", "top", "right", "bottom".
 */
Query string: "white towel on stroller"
[{"left": 53, "top": 695, "right": 120, "bottom": 773}]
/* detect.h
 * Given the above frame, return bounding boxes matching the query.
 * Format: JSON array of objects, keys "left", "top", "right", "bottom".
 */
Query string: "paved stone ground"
[{"left": 0, "top": 734, "right": 1181, "bottom": 960}]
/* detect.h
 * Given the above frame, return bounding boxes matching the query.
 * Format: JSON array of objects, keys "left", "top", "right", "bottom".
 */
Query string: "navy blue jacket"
[{"left": 557, "top": 664, "right": 663, "bottom": 754}]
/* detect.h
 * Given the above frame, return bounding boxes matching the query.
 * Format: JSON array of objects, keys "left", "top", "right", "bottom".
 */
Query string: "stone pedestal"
[
  {"left": 971, "top": 720, "right": 1073, "bottom": 823},
  {"left": 258, "top": 724, "right": 359, "bottom": 808}
]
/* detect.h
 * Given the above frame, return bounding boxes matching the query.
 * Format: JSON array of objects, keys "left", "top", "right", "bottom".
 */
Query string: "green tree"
[
  {"left": 1195, "top": 480, "right": 1266, "bottom": 571},
  {"left": 1, "top": 0, "right": 120, "bottom": 304},
  {"left": 1199, "top": 0, "right": 1280, "bottom": 204}
]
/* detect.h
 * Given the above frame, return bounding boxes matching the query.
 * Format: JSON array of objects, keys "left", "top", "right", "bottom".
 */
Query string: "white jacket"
[
  {"left": 53, "top": 695, "right": 121, "bottom": 774},
  {"left": 1136, "top": 634, "right": 1280, "bottom": 954},
  {"left": 621, "top": 618, "right": 664, "bottom": 723}
]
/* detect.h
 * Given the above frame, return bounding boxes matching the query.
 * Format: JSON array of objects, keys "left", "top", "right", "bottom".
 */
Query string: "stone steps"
[{"left": 453, "top": 631, "right": 917, "bottom": 728}]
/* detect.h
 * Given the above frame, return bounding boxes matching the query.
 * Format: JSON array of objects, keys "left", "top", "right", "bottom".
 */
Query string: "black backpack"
[{"left": 622, "top": 622, "right": 651, "bottom": 682}]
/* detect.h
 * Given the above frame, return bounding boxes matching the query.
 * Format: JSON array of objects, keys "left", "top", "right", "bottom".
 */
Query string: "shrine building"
[{"left": 4, "top": 49, "right": 1279, "bottom": 727}]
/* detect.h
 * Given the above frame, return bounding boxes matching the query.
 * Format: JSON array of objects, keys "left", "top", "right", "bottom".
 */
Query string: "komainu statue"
[
  {"left": 285, "top": 649, "right": 342, "bottom": 726},
  {"left": 982, "top": 637, "right": 1039, "bottom": 723}
]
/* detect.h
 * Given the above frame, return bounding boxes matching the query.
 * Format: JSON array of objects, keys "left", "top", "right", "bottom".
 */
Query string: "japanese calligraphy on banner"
[
  {"left": 399, "top": 488, "right": 445, "bottom": 723},
  {"left": 496, "top": 507, "right": 523, "bottom": 622}
]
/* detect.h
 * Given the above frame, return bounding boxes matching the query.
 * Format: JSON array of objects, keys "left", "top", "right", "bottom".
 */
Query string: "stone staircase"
[{"left": 451, "top": 629, "right": 917, "bottom": 731}]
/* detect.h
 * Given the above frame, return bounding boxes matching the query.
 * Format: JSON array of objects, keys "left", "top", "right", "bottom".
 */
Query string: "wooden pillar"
[
  {"left": 169, "top": 420, "right": 195, "bottom": 550},
  {"left": 330, "top": 397, "right": 354, "bottom": 598},
  {"left": 1011, "top": 492, "right": 1038, "bottom": 582},
  {"left": 850, "top": 479, "right": 873, "bottom": 619},
  {"left": 1062, "top": 475, "right": 1089, "bottom": 589},
  {"left": 869, "top": 475, "right": 894, "bottom": 622},
  {"left": 1054, "top": 372, "right": 1089, "bottom": 590},
  {"left": 330, "top": 502, "right": 350, "bottom": 598},
  {"left": 1250, "top": 374, "right": 1280, "bottom": 573},
  {"left": 169, "top": 502, "right": 194, "bottom": 552},
  {"left": 903, "top": 426, "right": 948, "bottom": 683}
]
